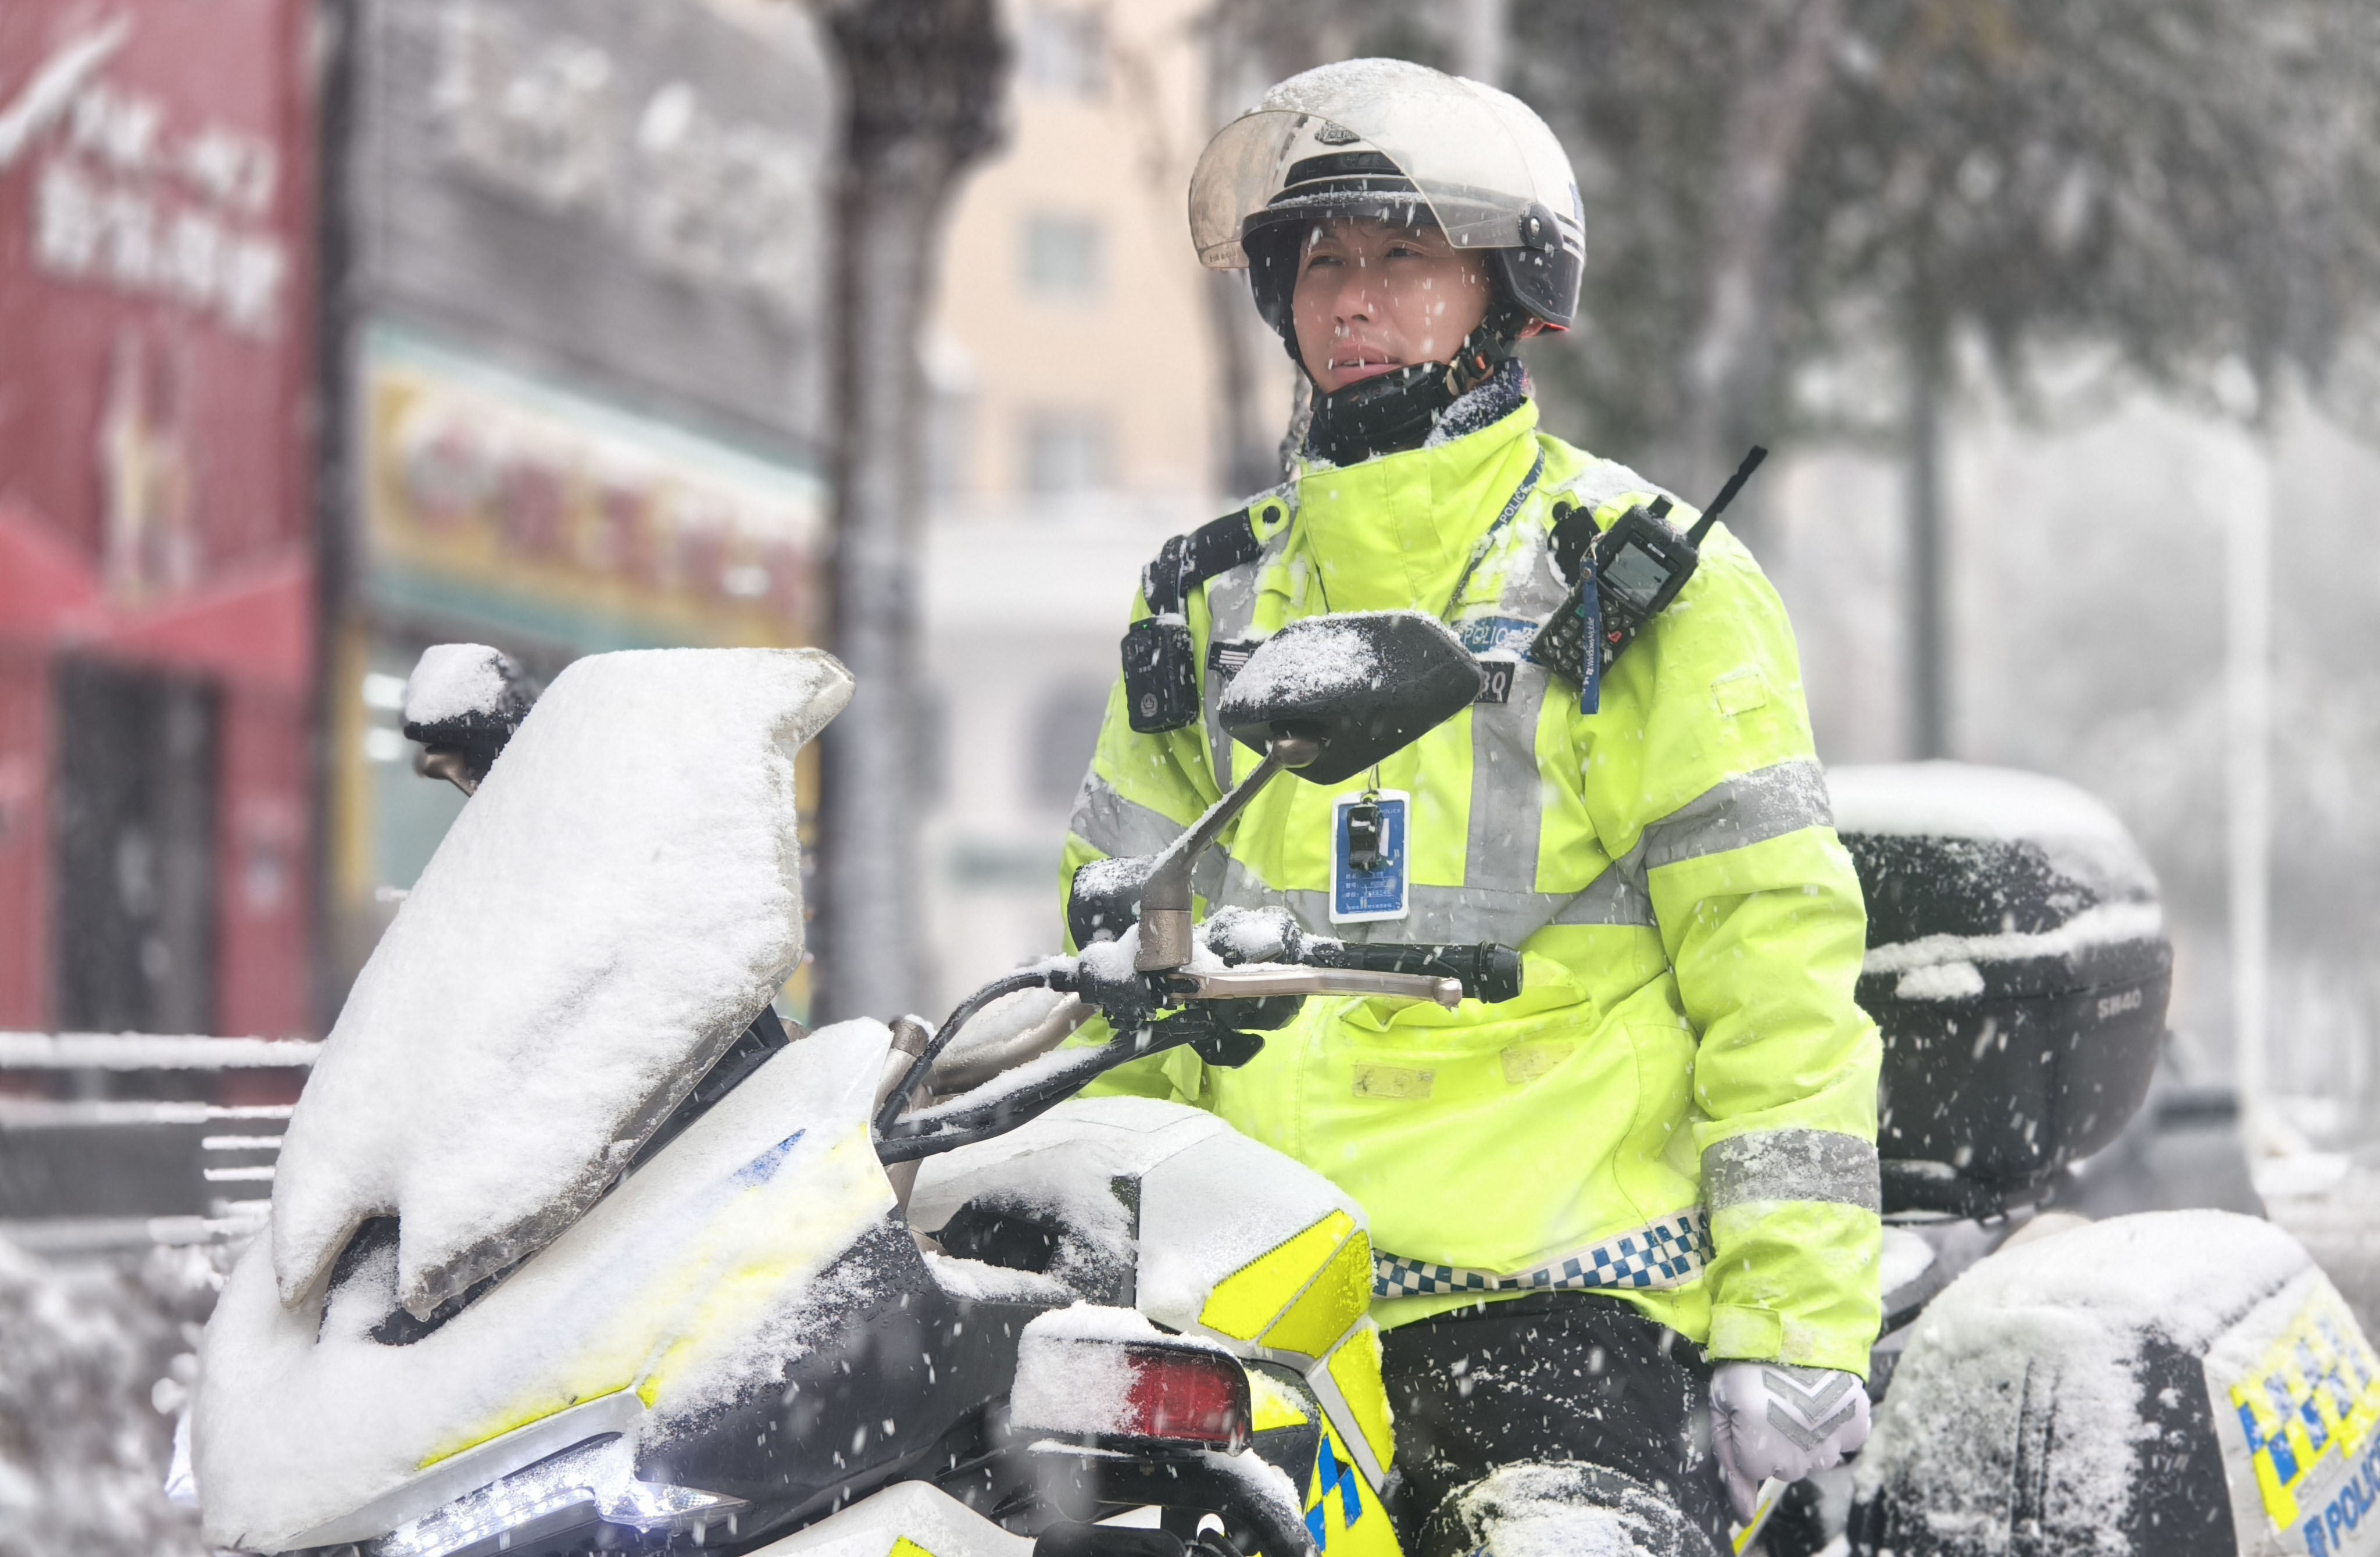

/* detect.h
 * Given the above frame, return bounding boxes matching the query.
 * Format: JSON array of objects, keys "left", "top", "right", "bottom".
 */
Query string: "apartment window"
[
  {"left": 1023, "top": 214, "right": 1102, "bottom": 298},
  {"left": 1021, "top": 410, "right": 1110, "bottom": 496},
  {"left": 1020, "top": 8, "right": 1103, "bottom": 98}
]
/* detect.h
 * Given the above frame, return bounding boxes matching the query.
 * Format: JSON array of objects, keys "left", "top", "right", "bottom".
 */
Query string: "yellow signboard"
[{"left": 361, "top": 326, "right": 827, "bottom": 652}]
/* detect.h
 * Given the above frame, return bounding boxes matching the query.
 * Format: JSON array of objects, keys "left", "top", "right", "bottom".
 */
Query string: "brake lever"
[{"left": 1167, "top": 966, "right": 1464, "bottom": 1008}]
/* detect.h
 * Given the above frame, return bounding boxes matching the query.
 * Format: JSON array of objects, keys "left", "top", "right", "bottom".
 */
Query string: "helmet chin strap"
[{"left": 1299, "top": 309, "right": 1526, "bottom": 467}]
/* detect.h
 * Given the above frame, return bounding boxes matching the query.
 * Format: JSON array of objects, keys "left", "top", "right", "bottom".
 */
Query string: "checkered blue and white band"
[{"left": 1371, "top": 1208, "right": 1711, "bottom": 1299}]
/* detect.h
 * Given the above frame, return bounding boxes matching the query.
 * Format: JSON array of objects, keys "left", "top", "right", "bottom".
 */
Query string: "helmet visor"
[{"left": 1188, "top": 59, "right": 1582, "bottom": 269}]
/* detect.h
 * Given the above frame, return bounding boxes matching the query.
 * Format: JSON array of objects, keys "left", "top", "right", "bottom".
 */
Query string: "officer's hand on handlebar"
[
  {"left": 1196, "top": 908, "right": 1524, "bottom": 1005},
  {"left": 1709, "top": 1362, "right": 1872, "bottom": 1520}
]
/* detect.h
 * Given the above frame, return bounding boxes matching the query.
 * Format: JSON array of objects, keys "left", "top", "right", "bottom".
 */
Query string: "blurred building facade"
[
  {"left": 321, "top": 0, "right": 836, "bottom": 1005},
  {"left": 0, "top": 2, "right": 318, "bottom": 1043},
  {"left": 916, "top": 0, "right": 1289, "bottom": 1010},
  {"left": 0, "top": 0, "right": 838, "bottom": 1045}
]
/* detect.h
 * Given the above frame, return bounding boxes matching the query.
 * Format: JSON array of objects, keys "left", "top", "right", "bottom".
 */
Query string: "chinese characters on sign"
[
  {"left": 430, "top": 1, "right": 823, "bottom": 323},
  {"left": 13, "top": 23, "right": 290, "bottom": 337}
]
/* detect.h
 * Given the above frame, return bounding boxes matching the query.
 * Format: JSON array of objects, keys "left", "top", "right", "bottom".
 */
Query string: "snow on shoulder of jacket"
[{"left": 271, "top": 647, "right": 855, "bottom": 1319}]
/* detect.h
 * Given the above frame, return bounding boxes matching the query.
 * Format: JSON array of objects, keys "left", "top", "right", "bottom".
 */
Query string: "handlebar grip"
[{"left": 1309, "top": 942, "right": 1523, "bottom": 1004}]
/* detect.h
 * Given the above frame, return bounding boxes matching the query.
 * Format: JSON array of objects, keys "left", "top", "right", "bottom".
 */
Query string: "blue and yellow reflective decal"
[
  {"left": 2232, "top": 1282, "right": 2380, "bottom": 1532},
  {"left": 1303, "top": 1418, "right": 1398, "bottom": 1555}
]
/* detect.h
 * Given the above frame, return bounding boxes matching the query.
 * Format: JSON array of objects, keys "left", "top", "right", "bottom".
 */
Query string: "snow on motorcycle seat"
[{"left": 1828, "top": 762, "right": 2171, "bottom": 1220}]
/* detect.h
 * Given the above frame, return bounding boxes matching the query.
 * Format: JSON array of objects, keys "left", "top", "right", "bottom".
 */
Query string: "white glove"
[{"left": 1708, "top": 1361, "right": 1872, "bottom": 1520}]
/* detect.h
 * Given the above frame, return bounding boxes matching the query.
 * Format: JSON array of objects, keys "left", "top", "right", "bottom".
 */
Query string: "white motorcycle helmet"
[
  {"left": 1188, "top": 59, "right": 1585, "bottom": 462},
  {"left": 1189, "top": 58, "right": 1585, "bottom": 354}
]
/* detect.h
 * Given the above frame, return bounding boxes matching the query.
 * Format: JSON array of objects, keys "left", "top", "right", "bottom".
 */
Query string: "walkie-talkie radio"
[{"left": 1530, "top": 445, "right": 1768, "bottom": 703}]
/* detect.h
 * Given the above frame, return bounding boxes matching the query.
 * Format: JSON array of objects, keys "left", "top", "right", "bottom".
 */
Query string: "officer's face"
[{"left": 1291, "top": 218, "right": 1493, "bottom": 394}]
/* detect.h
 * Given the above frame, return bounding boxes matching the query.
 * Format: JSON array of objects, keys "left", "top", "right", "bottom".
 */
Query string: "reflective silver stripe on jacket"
[
  {"left": 1639, "top": 759, "right": 1833, "bottom": 872},
  {"left": 1209, "top": 871, "right": 1637, "bottom": 947},
  {"left": 1373, "top": 1208, "right": 1710, "bottom": 1298},
  {"left": 1199, "top": 521, "right": 1293, "bottom": 787},
  {"left": 1700, "top": 1129, "right": 1881, "bottom": 1213},
  {"left": 1069, "top": 772, "right": 1187, "bottom": 860},
  {"left": 1458, "top": 513, "right": 1568, "bottom": 899}
]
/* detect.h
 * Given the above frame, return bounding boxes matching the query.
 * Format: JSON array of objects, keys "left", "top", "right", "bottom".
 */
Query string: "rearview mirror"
[
  {"left": 1102, "top": 612, "right": 1481, "bottom": 972},
  {"left": 1216, "top": 613, "right": 1481, "bottom": 787}
]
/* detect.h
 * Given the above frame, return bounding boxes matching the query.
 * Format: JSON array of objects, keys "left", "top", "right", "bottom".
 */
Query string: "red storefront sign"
[{"left": 0, "top": 1, "right": 315, "bottom": 1038}]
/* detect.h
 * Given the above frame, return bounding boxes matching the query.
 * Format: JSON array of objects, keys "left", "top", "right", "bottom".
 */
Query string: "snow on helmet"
[{"left": 1188, "top": 58, "right": 1585, "bottom": 341}]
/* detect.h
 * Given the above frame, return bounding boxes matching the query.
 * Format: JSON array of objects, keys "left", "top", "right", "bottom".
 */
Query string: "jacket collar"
[{"left": 1287, "top": 391, "right": 1542, "bottom": 617}]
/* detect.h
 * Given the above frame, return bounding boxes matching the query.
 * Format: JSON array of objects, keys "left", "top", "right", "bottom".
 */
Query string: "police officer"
[{"left": 1064, "top": 59, "right": 1880, "bottom": 1555}]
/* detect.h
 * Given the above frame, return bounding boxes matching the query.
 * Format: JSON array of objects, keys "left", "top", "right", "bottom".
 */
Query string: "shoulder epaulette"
[
  {"left": 1123, "top": 494, "right": 1291, "bottom": 735},
  {"left": 1138, "top": 492, "right": 1292, "bottom": 616}
]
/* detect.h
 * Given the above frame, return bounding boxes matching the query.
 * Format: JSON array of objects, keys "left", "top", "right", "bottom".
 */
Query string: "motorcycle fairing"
[
  {"left": 741, "top": 1479, "right": 1031, "bottom": 1556},
  {"left": 273, "top": 648, "right": 854, "bottom": 1321},
  {"left": 912, "top": 1098, "right": 1399, "bottom": 1494},
  {"left": 2204, "top": 1267, "right": 2380, "bottom": 1555},
  {"left": 197, "top": 1021, "right": 895, "bottom": 1552},
  {"left": 1248, "top": 1365, "right": 1399, "bottom": 1557}
]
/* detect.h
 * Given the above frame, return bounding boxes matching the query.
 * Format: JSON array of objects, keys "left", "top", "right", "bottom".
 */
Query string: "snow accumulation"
[
  {"left": 1203, "top": 905, "right": 1330, "bottom": 963},
  {"left": 1891, "top": 960, "right": 1985, "bottom": 1001},
  {"left": 1828, "top": 761, "right": 2159, "bottom": 904},
  {"left": 907, "top": 1096, "right": 1367, "bottom": 1342},
  {"left": 0, "top": 1235, "right": 220, "bottom": 1557},
  {"left": 198, "top": 1023, "right": 895, "bottom": 1552},
  {"left": 400, "top": 643, "right": 517, "bottom": 727},
  {"left": 1435, "top": 1462, "right": 1699, "bottom": 1557},
  {"left": 1259, "top": 55, "right": 1439, "bottom": 115},
  {"left": 1071, "top": 852, "right": 1154, "bottom": 910},
  {"left": 898, "top": 1041, "right": 1103, "bottom": 1129},
  {"left": 919, "top": 1252, "right": 1074, "bottom": 1307},
  {"left": 1877, "top": 1226, "right": 1938, "bottom": 1295},
  {"left": 1863, "top": 901, "right": 2165, "bottom": 979},
  {"left": 1077, "top": 928, "right": 1146, "bottom": 984},
  {"left": 753, "top": 1480, "right": 1031, "bottom": 1557},
  {"left": 0, "top": 1032, "right": 320, "bottom": 1069},
  {"left": 1009, "top": 1305, "right": 1223, "bottom": 1437},
  {"left": 272, "top": 648, "right": 853, "bottom": 1320},
  {"left": 1011, "top": 1306, "right": 1246, "bottom": 1454},
  {"left": 1856, "top": 1210, "right": 2311, "bottom": 1551},
  {"left": 1199, "top": 1433, "right": 1308, "bottom": 1531},
  {"left": 1221, "top": 617, "right": 1384, "bottom": 708},
  {"left": 934, "top": 982, "right": 1072, "bottom": 1065}
]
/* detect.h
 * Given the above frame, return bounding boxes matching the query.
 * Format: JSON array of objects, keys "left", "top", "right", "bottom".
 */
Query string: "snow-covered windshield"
[{"left": 271, "top": 648, "right": 853, "bottom": 1320}]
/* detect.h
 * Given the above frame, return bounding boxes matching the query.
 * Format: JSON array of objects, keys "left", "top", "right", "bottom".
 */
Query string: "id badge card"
[{"left": 1331, "top": 790, "right": 1410, "bottom": 924}]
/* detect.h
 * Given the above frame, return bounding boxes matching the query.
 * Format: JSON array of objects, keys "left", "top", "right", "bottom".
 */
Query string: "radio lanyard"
[{"left": 1439, "top": 449, "right": 1545, "bottom": 623}]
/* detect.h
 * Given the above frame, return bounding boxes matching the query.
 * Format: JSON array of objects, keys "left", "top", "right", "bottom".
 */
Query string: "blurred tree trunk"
[
  {"left": 817, "top": 0, "right": 1005, "bottom": 1022},
  {"left": 1666, "top": 0, "right": 1841, "bottom": 528}
]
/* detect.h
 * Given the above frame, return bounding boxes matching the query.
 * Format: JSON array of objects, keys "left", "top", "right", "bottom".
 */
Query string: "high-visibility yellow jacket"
[{"left": 1062, "top": 397, "right": 1882, "bottom": 1374}]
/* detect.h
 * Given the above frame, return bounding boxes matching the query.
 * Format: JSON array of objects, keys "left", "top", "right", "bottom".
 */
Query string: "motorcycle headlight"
[{"left": 369, "top": 1435, "right": 744, "bottom": 1557}]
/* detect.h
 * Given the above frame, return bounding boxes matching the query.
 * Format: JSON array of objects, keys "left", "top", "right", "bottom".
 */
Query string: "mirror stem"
[{"left": 1135, "top": 731, "right": 1318, "bottom": 972}]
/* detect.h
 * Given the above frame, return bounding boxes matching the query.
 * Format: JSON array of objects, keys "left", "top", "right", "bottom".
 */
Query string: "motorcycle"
[
  {"left": 191, "top": 623, "right": 2375, "bottom": 1557},
  {"left": 1761, "top": 761, "right": 2380, "bottom": 1557},
  {"left": 192, "top": 616, "right": 1514, "bottom": 1557}
]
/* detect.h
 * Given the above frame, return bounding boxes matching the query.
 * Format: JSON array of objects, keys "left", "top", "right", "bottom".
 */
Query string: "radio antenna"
[{"left": 1686, "top": 445, "right": 1769, "bottom": 545}]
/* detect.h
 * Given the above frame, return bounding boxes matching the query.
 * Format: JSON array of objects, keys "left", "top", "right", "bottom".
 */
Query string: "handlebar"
[
  {"left": 875, "top": 934, "right": 1526, "bottom": 1165},
  {"left": 1301, "top": 941, "right": 1525, "bottom": 1005},
  {"left": 1169, "top": 966, "right": 1464, "bottom": 1007}
]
